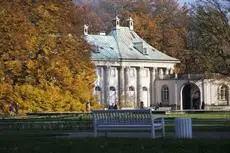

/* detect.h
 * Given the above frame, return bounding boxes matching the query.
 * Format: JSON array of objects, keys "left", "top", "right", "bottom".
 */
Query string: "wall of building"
[{"left": 155, "top": 78, "right": 230, "bottom": 110}]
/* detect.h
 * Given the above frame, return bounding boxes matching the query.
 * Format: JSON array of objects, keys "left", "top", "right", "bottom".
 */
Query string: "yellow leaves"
[
  {"left": 26, "top": 35, "right": 40, "bottom": 52},
  {"left": 0, "top": 1, "right": 96, "bottom": 114},
  {"left": 0, "top": 83, "right": 12, "bottom": 95},
  {"left": 26, "top": 59, "right": 38, "bottom": 71},
  {"left": 5, "top": 60, "right": 22, "bottom": 74},
  {"left": 49, "top": 3, "right": 59, "bottom": 12},
  {"left": 9, "top": 84, "right": 85, "bottom": 113}
]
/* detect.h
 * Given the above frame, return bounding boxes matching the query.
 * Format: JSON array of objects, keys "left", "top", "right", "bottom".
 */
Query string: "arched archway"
[{"left": 181, "top": 83, "right": 201, "bottom": 110}]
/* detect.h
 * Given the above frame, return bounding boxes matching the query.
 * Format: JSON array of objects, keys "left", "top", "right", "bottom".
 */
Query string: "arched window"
[
  {"left": 142, "top": 87, "right": 148, "bottom": 107},
  {"left": 161, "top": 85, "right": 169, "bottom": 103},
  {"left": 95, "top": 86, "right": 101, "bottom": 91},
  {"left": 109, "top": 86, "right": 116, "bottom": 105},
  {"left": 218, "top": 85, "right": 228, "bottom": 101},
  {"left": 110, "top": 86, "right": 116, "bottom": 91},
  {"left": 142, "top": 87, "right": 148, "bottom": 91},
  {"left": 129, "top": 86, "right": 135, "bottom": 91},
  {"left": 128, "top": 86, "right": 135, "bottom": 105}
]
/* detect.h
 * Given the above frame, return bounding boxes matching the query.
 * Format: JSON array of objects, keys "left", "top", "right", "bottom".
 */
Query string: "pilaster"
[{"left": 118, "top": 66, "right": 125, "bottom": 104}]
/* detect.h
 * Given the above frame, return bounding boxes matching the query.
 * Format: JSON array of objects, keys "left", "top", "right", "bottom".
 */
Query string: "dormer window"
[
  {"left": 133, "top": 41, "right": 143, "bottom": 52},
  {"left": 143, "top": 48, "right": 148, "bottom": 55},
  {"left": 133, "top": 42, "right": 148, "bottom": 55},
  {"left": 93, "top": 45, "right": 100, "bottom": 53}
]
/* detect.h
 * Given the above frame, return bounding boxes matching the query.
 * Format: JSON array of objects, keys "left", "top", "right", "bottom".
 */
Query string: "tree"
[
  {"left": 188, "top": 0, "right": 230, "bottom": 74},
  {"left": 0, "top": 0, "right": 101, "bottom": 114},
  {"left": 151, "top": 0, "right": 189, "bottom": 66}
]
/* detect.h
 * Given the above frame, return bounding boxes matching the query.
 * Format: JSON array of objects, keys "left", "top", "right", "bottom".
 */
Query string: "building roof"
[{"left": 84, "top": 26, "right": 179, "bottom": 62}]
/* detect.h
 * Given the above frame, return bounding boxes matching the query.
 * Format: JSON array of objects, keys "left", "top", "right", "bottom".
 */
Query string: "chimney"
[
  {"left": 127, "top": 17, "right": 134, "bottom": 30},
  {"left": 84, "top": 24, "right": 89, "bottom": 36},
  {"left": 112, "top": 16, "right": 120, "bottom": 29}
]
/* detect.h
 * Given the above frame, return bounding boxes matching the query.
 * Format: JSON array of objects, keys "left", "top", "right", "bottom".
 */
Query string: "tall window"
[
  {"left": 111, "top": 68, "right": 116, "bottom": 77},
  {"left": 128, "top": 86, "right": 135, "bottom": 104},
  {"left": 218, "top": 85, "right": 228, "bottom": 101},
  {"left": 129, "top": 68, "right": 135, "bottom": 77},
  {"left": 95, "top": 86, "right": 102, "bottom": 104},
  {"left": 161, "top": 85, "right": 169, "bottom": 103},
  {"left": 109, "top": 86, "right": 116, "bottom": 105}
]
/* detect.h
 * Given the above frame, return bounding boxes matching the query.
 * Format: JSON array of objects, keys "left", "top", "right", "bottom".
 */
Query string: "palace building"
[{"left": 84, "top": 16, "right": 230, "bottom": 110}]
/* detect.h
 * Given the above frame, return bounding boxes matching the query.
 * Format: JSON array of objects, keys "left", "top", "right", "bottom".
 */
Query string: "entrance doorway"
[{"left": 182, "top": 83, "right": 200, "bottom": 110}]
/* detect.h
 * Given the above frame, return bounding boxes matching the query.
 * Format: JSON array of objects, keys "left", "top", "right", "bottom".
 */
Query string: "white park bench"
[{"left": 92, "top": 109, "right": 165, "bottom": 138}]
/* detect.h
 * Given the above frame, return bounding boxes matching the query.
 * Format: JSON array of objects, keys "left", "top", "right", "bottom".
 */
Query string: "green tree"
[{"left": 188, "top": 0, "right": 230, "bottom": 74}]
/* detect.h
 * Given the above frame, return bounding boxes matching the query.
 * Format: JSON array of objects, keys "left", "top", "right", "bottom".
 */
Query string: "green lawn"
[
  {"left": 1, "top": 112, "right": 230, "bottom": 120},
  {"left": 0, "top": 112, "right": 230, "bottom": 153},
  {"left": 0, "top": 136, "right": 229, "bottom": 153},
  {"left": 1, "top": 112, "right": 230, "bottom": 132},
  {"left": 165, "top": 112, "right": 230, "bottom": 119}
]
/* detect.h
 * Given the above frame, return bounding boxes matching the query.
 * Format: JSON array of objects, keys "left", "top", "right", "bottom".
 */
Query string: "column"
[
  {"left": 175, "top": 80, "right": 178, "bottom": 110},
  {"left": 124, "top": 66, "right": 130, "bottom": 103},
  {"left": 118, "top": 66, "right": 125, "bottom": 104},
  {"left": 159, "top": 68, "right": 164, "bottom": 79},
  {"left": 103, "top": 66, "right": 110, "bottom": 105},
  {"left": 170, "top": 68, "right": 174, "bottom": 75},
  {"left": 180, "top": 87, "right": 183, "bottom": 110},
  {"left": 150, "top": 67, "right": 156, "bottom": 106},
  {"left": 165, "top": 68, "right": 169, "bottom": 75},
  {"left": 201, "top": 79, "right": 205, "bottom": 109},
  {"left": 136, "top": 67, "right": 141, "bottom": 108}
]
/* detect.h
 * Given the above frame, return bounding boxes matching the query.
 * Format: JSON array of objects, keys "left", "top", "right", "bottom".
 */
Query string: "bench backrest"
[{"left": 92, "top": 109, "right": 153, "bottom": 125}]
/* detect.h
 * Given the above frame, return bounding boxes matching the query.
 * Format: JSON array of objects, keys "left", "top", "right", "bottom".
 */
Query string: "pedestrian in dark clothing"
[
  {"left": 201, "top": 101, "right": 205, "bottom": 109},
  {"left": 15, "top": 103, "right": 19, "bottom": 115},
  {"left": 9, "top": 103, "right": 14, "bottom": 116},
  {"left": 113, "top": 103, "right": 118, "bottom": 109},
  {"left": 140, "top": 101, "right": 144, "bottom": 109}
]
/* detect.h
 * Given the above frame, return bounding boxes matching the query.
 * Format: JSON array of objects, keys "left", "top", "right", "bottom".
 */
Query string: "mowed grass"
[
  {"left": 0, "top": 112, "right": 230, "bottom": 153},
  {"left": 1, "top": 111, "right": 230, "bottom": 120},
  {"left": 0, "top": 135, "right": 230, "bottom": 153},
  {"left": 165, "top": 117, "right": 230, "bottom": 132},
  {"left": 164, "top": 112, "right": 230, "bottom": 119},
  {"left": 1, "top": 112, "right": 230, "bottom": 132}
]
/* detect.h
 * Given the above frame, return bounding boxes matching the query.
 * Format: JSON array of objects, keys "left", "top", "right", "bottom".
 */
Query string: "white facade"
[
  {"left": 85, "top": 17, "right": 230, "bottom": 110},
  {"left": 155, "top": 76, "right": 230, "bottom": 110}
]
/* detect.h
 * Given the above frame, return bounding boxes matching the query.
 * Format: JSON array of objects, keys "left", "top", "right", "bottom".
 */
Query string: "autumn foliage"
[{"left": 0, "top": 0, "right": 102, "bottom": 114}]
